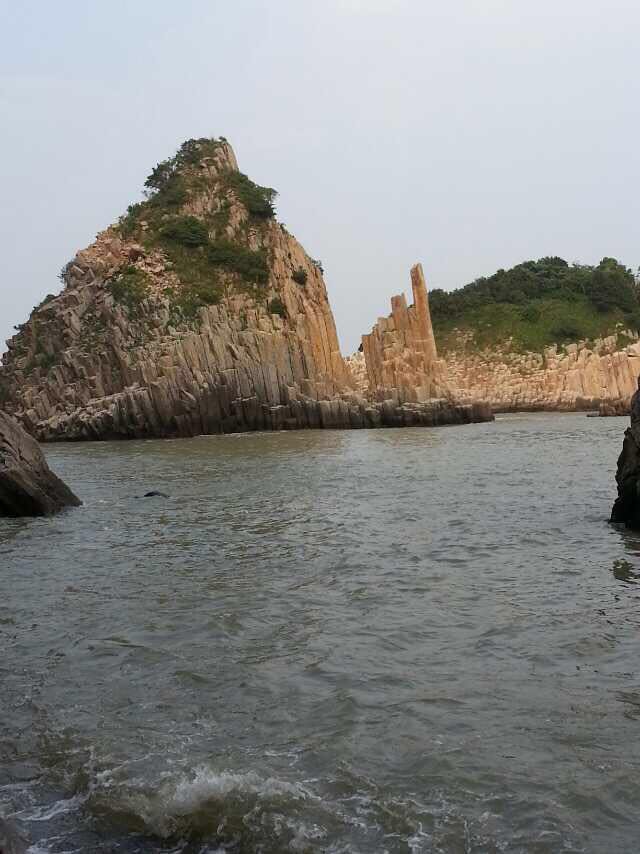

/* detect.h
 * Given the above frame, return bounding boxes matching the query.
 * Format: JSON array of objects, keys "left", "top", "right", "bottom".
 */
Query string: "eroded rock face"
[
  {"left": 610, "top": 381, "right": 640, "bottom": 528},
  {"left": 442, "top": 334, "right": 640, "bottom": 413},
  {"left": 0, "top": 139, "right": 492, "bottom": 440},
  {"left": 0, "top": 411, "right": 81, "bottom": 516},
  {"left": 360, "top": 264, "right": 452, "bottom": 403}
]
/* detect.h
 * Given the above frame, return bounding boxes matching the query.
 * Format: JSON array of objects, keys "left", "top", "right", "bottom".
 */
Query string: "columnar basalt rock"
[
  {"left": 0, "top": 411, "right": 81, "bottom": 516},
  {"left": 443, "top": 334, "right": 640, "bottom": 413},
  {"left": 360, "top": 263, "right": 452, "bottom": 403},
  {"left": 0, "top": 140, "right": 492, "bottom": 440},
  {"left": 410, "top": 263, "right": 438, "bottom": 368}
]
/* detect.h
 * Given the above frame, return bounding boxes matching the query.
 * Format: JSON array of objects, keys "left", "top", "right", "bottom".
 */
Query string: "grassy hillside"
[{"left": 430, "top": 257, "right": 640, "bottom": 353}]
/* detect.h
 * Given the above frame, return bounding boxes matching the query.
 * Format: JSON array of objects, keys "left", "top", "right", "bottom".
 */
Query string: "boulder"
[
  {"left": 611, "top": 380, "right": 640, "bottom": 528},
  {"left": 0, "top": 411, "right": 81, "bottom": 517}
]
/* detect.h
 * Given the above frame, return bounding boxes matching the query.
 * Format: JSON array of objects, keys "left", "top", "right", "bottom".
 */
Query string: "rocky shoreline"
[{"left": 0, "top": 139, "right": 492, "bottom": 443}]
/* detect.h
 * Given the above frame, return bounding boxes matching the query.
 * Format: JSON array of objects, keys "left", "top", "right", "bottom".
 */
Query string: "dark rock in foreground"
[
  {"left": 611, "top": 380, "right": 640, "bottom": 528},
  {"left": 0, "top": 816, "right": 29, "bottom": 854},
  {"left": 0, "top": 410, "right": 81, "bottom": 517}
]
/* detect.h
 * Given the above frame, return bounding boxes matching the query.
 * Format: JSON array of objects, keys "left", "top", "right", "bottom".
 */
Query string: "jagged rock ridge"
[
  {"left": 359, "top": 264, "right": 452, "bottom": 403},
  {"left": 0, "top": 138, "right": 491, "bottom": 440}
]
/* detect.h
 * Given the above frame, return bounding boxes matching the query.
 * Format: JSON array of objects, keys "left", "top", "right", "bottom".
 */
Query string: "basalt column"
[
  {"left": 410, "top": 263, "right": 438, "bottom": 369},
  {"left": 361, "top": 263, "right": 449, "bottom": 403}
]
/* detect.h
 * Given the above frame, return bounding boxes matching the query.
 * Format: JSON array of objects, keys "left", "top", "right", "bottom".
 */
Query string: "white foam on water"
[
  {"left": 16, "top": 794, "right": 86, "bottom": 823},
  {"left": 106, "top": 765, "right": 319, "bottom": 842},
  {"left": 169, "top": 766, "right": 311, "bottom": 812}
]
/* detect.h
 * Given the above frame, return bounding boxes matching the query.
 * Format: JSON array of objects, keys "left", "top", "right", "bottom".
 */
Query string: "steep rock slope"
[{"left": 0, "top": 139, "right": 490, "bottom": 439}]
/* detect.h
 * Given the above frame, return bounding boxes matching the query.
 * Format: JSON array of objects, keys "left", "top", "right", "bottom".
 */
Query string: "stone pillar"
[
  {"left": 390, "top": 294, "right": 410, "bottom": 348},
  {"left": 410, "top": 263, "right": 438, "bottom": 366}
]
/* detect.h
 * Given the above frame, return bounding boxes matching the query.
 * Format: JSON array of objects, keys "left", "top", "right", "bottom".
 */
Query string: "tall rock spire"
[
  {"left": 359, "top": 262, "right": 449, "bottom": 403},
  {"left": 410, "top": 263, "right": 438, "bottom": 367}
]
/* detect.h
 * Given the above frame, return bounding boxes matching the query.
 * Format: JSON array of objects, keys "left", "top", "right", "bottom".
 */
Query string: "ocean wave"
[{"left": 84, "top": 765, "right": 323, "bottom": 851}]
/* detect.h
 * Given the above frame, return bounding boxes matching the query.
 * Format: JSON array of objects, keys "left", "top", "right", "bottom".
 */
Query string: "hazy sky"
[{"left": 1, "top": 0, "right": 639, "bottom": 354}]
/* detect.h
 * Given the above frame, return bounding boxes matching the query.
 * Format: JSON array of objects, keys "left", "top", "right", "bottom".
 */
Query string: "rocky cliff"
[
  {"left": 442, "top": 333, "right": 640, "bottom": 413},
  {"left": 0, "top": 138, "right": 491, "bottom": 440}
]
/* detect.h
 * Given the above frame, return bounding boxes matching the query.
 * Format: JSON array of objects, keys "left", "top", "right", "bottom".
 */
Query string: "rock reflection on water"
[{"left": 1, "top": 413, "right": 640, "bottom": 853}]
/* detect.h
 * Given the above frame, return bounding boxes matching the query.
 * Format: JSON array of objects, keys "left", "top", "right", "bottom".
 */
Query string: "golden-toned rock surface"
[
  {"left": 0, "top": 141, "right": 491, "bottom": 439},
  {"left": 360, "top": 263, "right": 452, "bottom": 403},
  {"left": 443, "top": 334, "right": 640, "bottom": 414}
]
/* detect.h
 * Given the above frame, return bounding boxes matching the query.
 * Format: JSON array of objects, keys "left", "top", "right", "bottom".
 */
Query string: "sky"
[{"left": 1, "top": 0, "right": 639, "bottom": 354}]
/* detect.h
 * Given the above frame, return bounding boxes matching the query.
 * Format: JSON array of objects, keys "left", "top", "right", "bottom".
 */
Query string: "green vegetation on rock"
[
  {"left": 292, "top": 267, "right": 308, "bottom": 286},
  {"left": 106, "top": 267, "right": 150, "bottom": 313},
  {"left": 268, "top": 296, "right": 287, "bottom": 318},
  {"left": 159, "top": 216, "right": 209, "bottom": 247},
  {"left": 113, "top": 138, "right": 275, "bottom": 315},
  {"left": 223, "top": 170, "right": 277, "bottom": 218},
  {"left": 207, "top": 241, "right": 269, "bottom": 284},
  {"left": 145, "top": 138, "right": 226, "bottom": 194},
  {"left": 430, "top": 257, "right": 640, "bottom": 352},
  {"left": 165, "top": 279, "right": 221, "bottom": 320}
]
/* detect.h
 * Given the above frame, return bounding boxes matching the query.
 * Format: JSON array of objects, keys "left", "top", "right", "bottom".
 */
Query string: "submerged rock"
[
  {"left": 0, "top": 817, "right": 29, "bottom": 854},
  {"left": 0, "top": 410, "right": 81, "bottom": 517},
  {"left": 611, "top": 379, "right": 640, "bottom": 528}
]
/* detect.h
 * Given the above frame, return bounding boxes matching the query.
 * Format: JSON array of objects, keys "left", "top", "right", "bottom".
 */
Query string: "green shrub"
[
  {"left": 624, "top": 311, "right": 640, "bottom": 333},
  {"left": 145, "top": 138, "right": 226, "bottom": 193},
  {"left": 520, "top": 304, "right": 540, "bottom": 323},
  {"left": 430, "top": 256, "right": 637, "bottom": 327},
  {"left": 160, "top": 216, "right": 209, "bottom": 247},
  {"left": 38, "top": 351, "right": 57, "bottom": 373},
  {"left": 268, "top": 296, "right": 286, "bottom": 318},
  {"left": 167, "top": 281, "right": 221, "bottom": 320},
  {"left": 431, "top": 255, "right": 640, "bottom": 353},
  {"left": 170, "top": 283, "right": 221, "bottom": 320},
  {"left": 224, "top": 171, "right": 277, "bottom": 218},
  {"left": 550, "top": 319, "right": 584, "bottom": 341},
  {"left": 586, "top": 258, "right": 637, "bottom": 313},
  {"left": 207, "top": 240, "right": 269, "bottom": 284},
  {"left": 117, "top": 202, "right": 147, "bottom": 237},
  {"left": 151, "top": 176, "right": 187, "bottom": 210},
  {"left": 106, "top": 267, "right": 150, "bottom": 312},
  {"left": 292, "top": 267, "right": 308, "bottom": 286}
]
